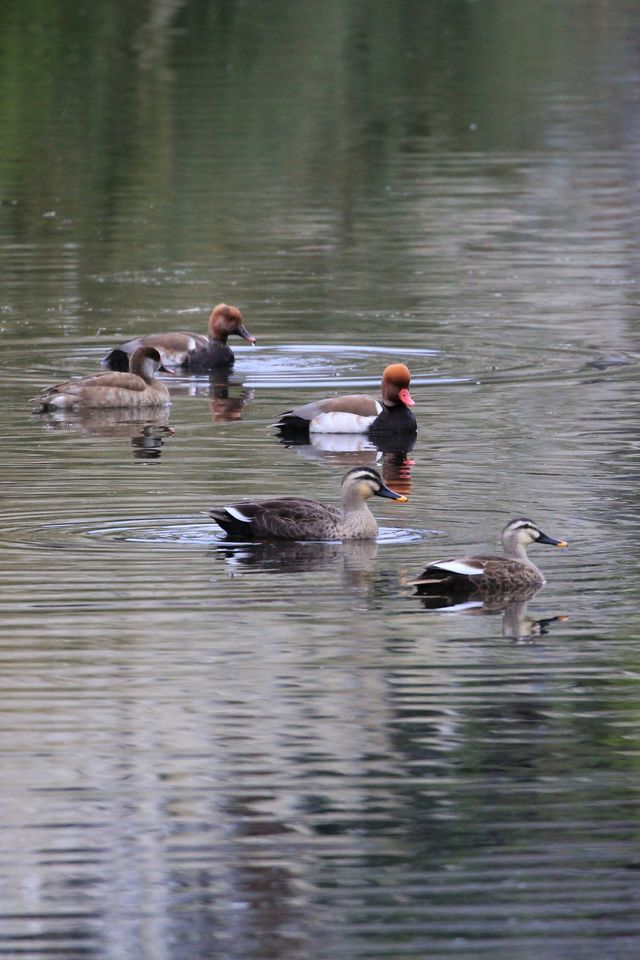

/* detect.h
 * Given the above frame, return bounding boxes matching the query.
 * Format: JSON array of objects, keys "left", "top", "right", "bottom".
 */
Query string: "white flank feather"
[
  {"left": 434, "top": 559, "right": 484, "bottom": 576},
  {"left": 440, "top": 600, "right": 485, "bottom": 613},
  {"left": 225, "top": 506, "right": 252, "bottom": 523},
  {"left": 309, "top": 403, "right": 382, "bottom": 435}
]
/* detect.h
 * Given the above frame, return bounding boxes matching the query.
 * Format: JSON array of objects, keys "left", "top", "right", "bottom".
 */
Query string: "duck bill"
[
  {"left": 375, "top": 483, "right": 408, "bottom": 503},
  {"left": 537, "top": 531, "right": 568, "bottom": 547},
  {"left": 398, "top": 387, "right": 415, "bottom": 407},
  {"left": 237, "top": 324, "right": 256, "bottom": 345}
]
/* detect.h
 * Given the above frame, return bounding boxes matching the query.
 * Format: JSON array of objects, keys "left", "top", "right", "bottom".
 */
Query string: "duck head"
[
  {"left": 129, "top": 346, "right": 165, "bottom": 380},
  {"left": 381, "top": 363, "right": 414, "bottom": 408},
  {"left": 208, "top": 303, "right": 256, "bottom": 345},
  {"left": 341, "top": 466, "right": 408, "bottom": 503},
  {"left": 502, "top": 518, "right": 568, "bottom": 551}
]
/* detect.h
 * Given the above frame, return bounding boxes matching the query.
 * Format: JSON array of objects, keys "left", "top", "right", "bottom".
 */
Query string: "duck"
[
  {"left": 209, "top": 466, "right": 408, "bottom": 541},
  {"left": 37, "top": 346, "right": 171, "bottom": 411},
  {"left": 411, "top": 518, "right": 568, "bottom": 594},
  {"left": 275, "top": 363, "right": 417, "bottom": 438},
  {"left": 103, "top": 303, "right": 256, "bottom": 371}
]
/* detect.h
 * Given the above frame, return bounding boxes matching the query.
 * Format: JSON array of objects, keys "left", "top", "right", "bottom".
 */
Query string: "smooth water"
[{"left": 1, "top": 1, "right": 640, "bottom": 957}]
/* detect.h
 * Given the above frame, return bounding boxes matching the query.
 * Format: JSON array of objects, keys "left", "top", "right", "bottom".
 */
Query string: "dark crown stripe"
[
  {"left": 510, "top": 518, "right": 537, "bottom": 529},
  {"left": 343, "top": 467, "right": 381, "bottom": 484}
]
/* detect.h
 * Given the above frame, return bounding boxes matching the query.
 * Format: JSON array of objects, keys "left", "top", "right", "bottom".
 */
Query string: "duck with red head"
[
  {"left": 276, "top": 363, "right": 417, "bottom": 438},
  {"left": 103, "top": 303, "right": 256, "bottom": 372}
]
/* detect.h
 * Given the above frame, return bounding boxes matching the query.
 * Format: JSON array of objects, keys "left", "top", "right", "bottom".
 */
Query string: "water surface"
[{"left": 1, "top": 1, "right": 640, "bottom": 958}]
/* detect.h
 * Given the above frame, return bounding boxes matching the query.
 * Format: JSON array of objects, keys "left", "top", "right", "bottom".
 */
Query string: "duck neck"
[
  {"left": 341, "top": 486, "right": 370, "bottom": 515},
  {"left": 503, "top": 536, "right": 536, "bottom": 567},
  {"left": 340, "top": 488, "right": 377, "bottom": 538},
  {"left": 502, "top": 599, "right": 528, "bottom": 640},
  {"left": 133, "top": 359, "right": 157, "bottom": 384}
]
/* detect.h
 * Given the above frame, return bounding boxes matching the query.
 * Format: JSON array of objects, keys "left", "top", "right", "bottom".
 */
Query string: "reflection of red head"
[{"left": 382, "top": 453, "right": 414, "bottom": 497}]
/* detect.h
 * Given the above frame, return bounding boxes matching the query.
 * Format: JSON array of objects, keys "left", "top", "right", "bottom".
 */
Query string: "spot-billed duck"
[
  {"left": 412, "top": 518, "right": 568, "bottom": 594},
  {"left": 209, "top": 466, "right": 408, "bottom": 541}
]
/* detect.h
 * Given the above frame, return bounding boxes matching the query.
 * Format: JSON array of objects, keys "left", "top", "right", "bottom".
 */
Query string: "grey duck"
[
  {"left": 412, "top": 518, "right": 567, "bottom": 594},
  {"left": 210, "top": 466, "right": 408, "bottom": 541}
]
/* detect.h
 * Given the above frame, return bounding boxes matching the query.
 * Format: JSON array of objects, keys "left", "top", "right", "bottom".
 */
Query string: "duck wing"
[
  {"left": 411, "top": 554, "right": 501, "bottom": 587},
  {"left": 412, "top": 554, "right": 542, "bottom": 593},
  {"left": 104, "top": 332, "right": 207, "bottom": 370},
  {"left": 280, "top": 395, "right": 380, "bottom": 421},
  {"left": 40, "top": 371, "right": 146, "bottom": 398},
  {"left": 276, "top": 395, "right": 381, "bottom": 434},
  {"left": 37, "top": 370, "right": 167, "bottom": 411},
  {"left": 210, "top": 497, "right": 341, "bottom": 540}
]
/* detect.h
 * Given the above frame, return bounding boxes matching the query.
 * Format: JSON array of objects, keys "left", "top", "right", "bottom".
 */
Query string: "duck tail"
[{"left": 103, "top": 348, "right": 130, "bottom": 372}]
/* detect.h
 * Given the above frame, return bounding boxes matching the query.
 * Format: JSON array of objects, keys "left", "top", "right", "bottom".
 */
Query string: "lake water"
[{"left": 1, "top": 1, "right": 640, "bottom": 957}]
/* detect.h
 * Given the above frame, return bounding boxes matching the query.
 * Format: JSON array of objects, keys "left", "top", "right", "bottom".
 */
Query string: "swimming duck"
[
  {"left": 412, "top": 518, "right": 568, "bottom": 594},
  {"left": 209, "top": 466, "right": 408, "bottom": 541},
  {"left": 275, "top": 363, "right": 417, "bottom": 437},
  {"left": 103, "top": 303, "right": 256, "bottom": 371},
  {"left": 37, "top": 346, "right": 171, "bottom": 411}
]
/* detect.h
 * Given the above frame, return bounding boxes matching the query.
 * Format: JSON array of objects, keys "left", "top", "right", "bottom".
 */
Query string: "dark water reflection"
[
  {"left": 2, "top": 0, "right": 640, "bottom": 957},
  {"left": 167, "top": 370, "right": 255, "bottom": 421},
  {"left": 38, "top": 408, "right": 176, "bottom": 460},
  {"left": 417, "top": 588, "right": 570, "bottom": 642}
]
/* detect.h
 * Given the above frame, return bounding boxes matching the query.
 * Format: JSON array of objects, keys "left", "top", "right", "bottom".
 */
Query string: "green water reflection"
[{"left": 2, "top": 2, "right": 640, "bottom": 959}]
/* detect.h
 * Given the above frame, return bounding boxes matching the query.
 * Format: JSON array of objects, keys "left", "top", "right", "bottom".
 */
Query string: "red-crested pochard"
[
  {"left": 275, "top": 363, "right": 416, "bottom": 437},
  {"left": 103, "top": 303, "right": 255, "bottom": 371},
  {"left": 37, "top": 346, "right": 171, "bottom": 411}
]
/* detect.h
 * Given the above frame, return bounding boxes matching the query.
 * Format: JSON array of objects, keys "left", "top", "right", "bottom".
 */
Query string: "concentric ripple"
[
  {"left": 0, "top": 511, "right": 433, "bottom": 555},
  {"left": 62, "top": 517, "right": 429, "bottom": 547}
]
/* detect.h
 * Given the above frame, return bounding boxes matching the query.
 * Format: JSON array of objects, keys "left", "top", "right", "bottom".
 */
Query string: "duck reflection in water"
[
  {"left": 160, "top": 370, "right": 254, "bottom": 422},
  {"left": 215, "top": 538, "right": 379, "bottom": 596},
  {"left": 276, "top": 429, "right": 415, "bottom": 499},
  {"left": 417, "top": 587, "right": 568, "bottom": 642},
  {"left": 208, "top": 372, "right": 255, "bottom": 422},
  {"left": 38, "top": 408, "right": 175, "bottom": 460}
]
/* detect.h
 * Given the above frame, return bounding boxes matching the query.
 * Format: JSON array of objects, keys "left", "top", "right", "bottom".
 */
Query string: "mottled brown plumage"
[
  {"left": 412, "top": 518, "right": 568, "bottom": 595},
  {"left": 210, "top": 466, "right": 408, "bottom": 541},
  {"left": 103, "top": 303, "right": 255, "bottom": 371},
  {"left": 37, "top": 346, "right": 170, "bottom": 411}
]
